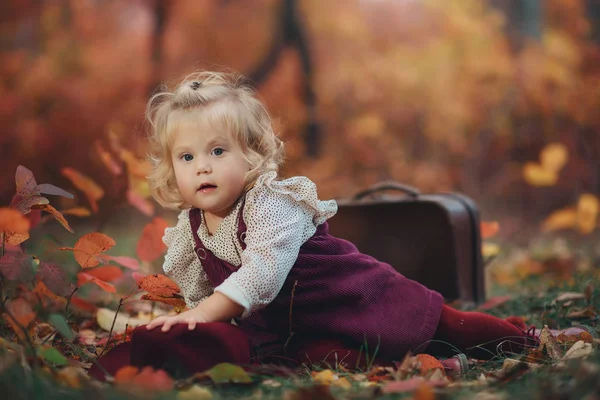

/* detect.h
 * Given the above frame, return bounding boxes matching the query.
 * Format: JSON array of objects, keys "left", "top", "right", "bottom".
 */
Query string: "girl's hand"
[{"left": 145, "top": 309, "right": 208, "bottom": 332}]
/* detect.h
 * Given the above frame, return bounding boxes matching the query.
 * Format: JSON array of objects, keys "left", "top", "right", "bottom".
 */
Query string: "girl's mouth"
[{"left": 198, "top": 184, "right": 217, "bottom": 193}]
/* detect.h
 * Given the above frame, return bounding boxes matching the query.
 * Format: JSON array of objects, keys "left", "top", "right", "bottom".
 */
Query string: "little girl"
[{"left": 94, "top": 71, "right": 588, "bottom": 378}]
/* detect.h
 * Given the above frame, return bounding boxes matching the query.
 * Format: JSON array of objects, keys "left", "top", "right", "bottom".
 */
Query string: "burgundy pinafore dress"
[{"left": 188, "top": 200, "right": 444, "bottom": 361}]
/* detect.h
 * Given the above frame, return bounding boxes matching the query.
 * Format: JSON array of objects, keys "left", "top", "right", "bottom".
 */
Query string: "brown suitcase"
[{"left": 327, "top": 182, "right": 485, "bottom": 305}]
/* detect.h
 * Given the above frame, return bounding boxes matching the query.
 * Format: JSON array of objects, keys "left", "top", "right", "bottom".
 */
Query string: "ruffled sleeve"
[
  {"left": 162, "top": 210, "right": 213, "bottom": 308},
  {"left": 214, "top": 172, "right": 337, "bottom": 317}
]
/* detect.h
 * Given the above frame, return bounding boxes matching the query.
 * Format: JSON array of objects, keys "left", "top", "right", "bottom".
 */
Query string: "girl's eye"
[
  {"left": 182, "top": 154, "right": 193, "bottom": 162},
  {"left": 211, "top": 148, "right": 225, "bottom": 156}
]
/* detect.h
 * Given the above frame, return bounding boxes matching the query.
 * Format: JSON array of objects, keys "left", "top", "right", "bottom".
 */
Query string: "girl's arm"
[{"left": 146, "top": 292, "right": 243, "bottom": 331}]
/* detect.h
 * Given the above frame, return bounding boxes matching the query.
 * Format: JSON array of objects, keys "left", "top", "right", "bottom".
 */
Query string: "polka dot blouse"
[{"left": 162, "top": 171, "right": 338, "bottom": 318}]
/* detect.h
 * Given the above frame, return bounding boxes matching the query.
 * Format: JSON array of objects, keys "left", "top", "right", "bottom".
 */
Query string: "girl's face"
[{"left": 170, "top": 120, "right": 251, "bottom": 218}]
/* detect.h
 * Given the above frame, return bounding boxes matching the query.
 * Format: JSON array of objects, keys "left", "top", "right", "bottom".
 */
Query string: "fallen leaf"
[
  {"left": 136, "top": 218, "right": 168, "bottom": 262},
  {"left": 414, "top": 354, "right": 445, "bottom": 377},
  {"left": 96, "top": 307, "right": 152, "bottom": 333},
  {"left": 552, "top": 292, "right": 585, "bottom": 305},
  {"left": 537, "top": 325, "right": 563, "bottom": 360},
  {"left": 38, "top": 346, "right": 68, "bottom": 366},
  {"left": 567, "top": 306, "right": 597, "bottom": 319},
  {"left": 71, "top": 232, "right": 116, "bottom": 268},
  {"left": 206, "top": 362, "right": 252, "bottom": 384},
  {"left": 61, "top": 167, "right": 104, "bottom": 213},
  {"left": 562, "top": 340, "right": 594, "bottom": 360},
  {"left": 177, "top": 385, "right": 213, "bottom": 400},
  {"left": 0, "top": 208, "right": 30, "bottom": 234}
]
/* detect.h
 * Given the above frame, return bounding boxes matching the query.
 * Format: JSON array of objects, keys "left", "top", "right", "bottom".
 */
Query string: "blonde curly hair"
[{"left": 146, "top": 71, "right": 285, "bottom": 210}]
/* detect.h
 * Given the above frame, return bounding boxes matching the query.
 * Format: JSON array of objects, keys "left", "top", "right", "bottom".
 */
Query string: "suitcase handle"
[{"left": 354, "top": 181, "right": 420, "bottom": 200}]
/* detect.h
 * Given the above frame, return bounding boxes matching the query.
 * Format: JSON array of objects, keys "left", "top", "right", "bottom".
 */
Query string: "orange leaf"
[
  {"left": 86, "top": 265, "right": 123, "bottom": 282},
  {"left": 414, "top": 354, "right": 445, "bottom": 377},
  {"left": 61, "top": 167, "right": 104, "bottom": 213},
  {"left": 115, "top": 366, "right": 174, "bottom": 392},
  {"left": 541, "top": 207, "right": 577, "bottom": 232},
  {"left": 480, "top": 220, "right": 499, "bottom": 239},
  {"left": 33, "top": 204, "right": 74, "bottom": 233},
  {"left": 115, "top": 366, "right": 140, "bottom": 383},
  {"left": 61, "top": 207, "right": 91, "bottom": 217},
  {"left": 141, "top": 293, "right": 186, "bottom": 310},
  {"left": 77, "top": 272, "right": 116, "bottom": 293},
  {"left": 5, "top": 231, "right": 29, "bottom": 245},
  {"left": 32, "top": 280, "right": 67, "bottom": 307},
  {"left": 138, "top": 274, "right": 181, "bottom": 298},
  {"left": 136, "top": 218, "right": 168, "bottom": 262},
  {"left": 73, "top": 232, "right": 116, "bottom": 268},
  {"left": 69, "top": 296, "right": 97, "bottom": 313},
  {"left": 0, "top": 208, "right": 30, "bottom": 233},
  {"left": 94, "top": 140, "right": 122, "bottom": 175},
  {"left": 4, "top": 298, "right": 35, "bottom": 339}
]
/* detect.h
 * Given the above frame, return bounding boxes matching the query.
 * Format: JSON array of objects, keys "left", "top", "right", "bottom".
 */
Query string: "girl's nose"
[{"left": 196, "top": 158, "right": 212, "bottom": 174}]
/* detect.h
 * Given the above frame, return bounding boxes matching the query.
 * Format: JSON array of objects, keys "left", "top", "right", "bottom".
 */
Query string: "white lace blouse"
[{"left": 162, "top": 172, "right": 338, "bottom": 318}]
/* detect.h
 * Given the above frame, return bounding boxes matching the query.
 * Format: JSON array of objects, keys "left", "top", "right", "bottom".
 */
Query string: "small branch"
[
  {"left": 1, "top": 232, "right": 5, "bottom": 258},
  {"left": 64, "top": 286, "right": 79, "bottom": 316},
  {"left": 95, "top": 298, "right": 124, "bottom": 360},
  {"left": 283, "top": 280, "right": 298, "bottom": 355}
]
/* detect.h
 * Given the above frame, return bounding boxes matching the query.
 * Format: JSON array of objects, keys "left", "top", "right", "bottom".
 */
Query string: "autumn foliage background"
[{"left": 1, "top": 0, "right": 600, "bottom": 278}]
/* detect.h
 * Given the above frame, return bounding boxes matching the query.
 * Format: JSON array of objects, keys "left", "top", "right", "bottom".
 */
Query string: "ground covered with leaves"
[{"left": 1, "top": 165, "right": 599, "bottom": 399}]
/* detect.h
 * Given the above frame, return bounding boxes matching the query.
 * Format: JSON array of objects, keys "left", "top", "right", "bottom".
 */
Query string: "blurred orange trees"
[{"left": 1, "top": 0, "right": 599, "bottom": 239}]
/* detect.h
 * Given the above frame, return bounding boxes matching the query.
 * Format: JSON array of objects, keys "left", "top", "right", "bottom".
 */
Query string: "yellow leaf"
[
  {"left": 312, "top": 369, "right": 336, "bottom": 385},
  {"left": 540, "top": 143, "right": 569, "bottom": 173},
  {"left": 576, "top": 194, "right": 599, "bottom": 234},
  {"left": 541, "top": 207, "right": 577, "bottom": 232},
  {"left": 177, "top": 385, "right": 213, "bottom": 400},
  {"left": 523, "top": 162, "right": 557, "bottom": 186},
  {"left": 482, "top": 243, "right": 500, "bottom": 258}
]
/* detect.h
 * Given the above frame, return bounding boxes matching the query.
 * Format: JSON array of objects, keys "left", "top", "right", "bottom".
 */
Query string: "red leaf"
[
  {"left": 86, "top": 265, "right": 123, "bottom": 282},
  {"left": 15, "top": 165, "right": 39, "bottom": 197},
  {"left": 136, "top": 218, "right": 168, "bottom": 262},
  {"left": 481, "top": 221, "right": 500, "bottom": 239},
  {"left": 105, "top": 256, "right": 139, "bottom": 270},
  {"left": 77, "top": 272, "right": 116, "bottom": 293},
  {"left": 0, "top": 252, "right": 35, "bottom": 282},
  {"left": 38, "top": 262, "right": 76, "bottom": 297}
]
